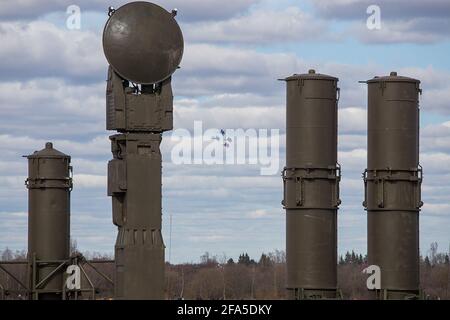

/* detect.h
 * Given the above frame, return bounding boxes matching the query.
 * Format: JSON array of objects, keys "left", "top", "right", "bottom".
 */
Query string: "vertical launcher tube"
[
  {"left": 282, "top": 70, "right": 341, "bottom": 299},
  {"left": 364, "top": 72, "right": 422, "bottom": 299},
  {"left": 26, "top": 142, "right": 72, "bottom": 300}
]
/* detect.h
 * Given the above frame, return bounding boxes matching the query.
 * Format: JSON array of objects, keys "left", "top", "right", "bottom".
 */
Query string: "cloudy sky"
[{"left": 0, "top": 0, "right": 449, "bottom": 263}]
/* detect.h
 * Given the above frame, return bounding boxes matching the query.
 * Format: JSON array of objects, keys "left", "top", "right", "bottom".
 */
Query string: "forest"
[{"left": 1, "top": 243, "right": 449, "bottom": 300}]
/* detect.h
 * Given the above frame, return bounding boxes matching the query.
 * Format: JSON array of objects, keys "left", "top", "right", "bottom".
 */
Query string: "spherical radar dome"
[{"left": 102, "top": 1, "right": 184, "bottom": 84}]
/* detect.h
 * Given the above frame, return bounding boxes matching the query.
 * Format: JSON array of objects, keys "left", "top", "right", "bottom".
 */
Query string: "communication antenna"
[{"left": 104, "top": 1, "right": 184, "bottom": 299}]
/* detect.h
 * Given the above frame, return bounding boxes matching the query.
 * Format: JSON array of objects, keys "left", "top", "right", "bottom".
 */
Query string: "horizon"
[{"left": 1, "top": 0, "right": 450, "bottom": 264}]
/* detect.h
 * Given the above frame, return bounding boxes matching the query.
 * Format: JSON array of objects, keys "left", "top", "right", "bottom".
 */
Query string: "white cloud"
[
  {"left": 353, "top": 19, "right": 450, "bottom": 44},
  {"left": 422, "top": 153, "right": 450, "bottom": 173},
  {"left": 312, "top": 0, "right": 450, "bottom": 20},
  {"left": 0, "top": 134, "right": 109, "bottom": 160},
  {"left": 0, "top": 78, "right": 105, "bottom": 118},
  {"left": 422, "top": 122, "right": 450, "bottom": 153},
  {"left": 0, "top": 211, "right": 27, "bottom": 218},
  {"left": 174, "top": 105, "right": 284, "bottom": 129},
  {"left": 339, "top": 108, "right": 367, "bottom": 134},
  {"left": 339, "top": 148, "right": 367, "bottom": 171},
  {"left": 0, "top": 21, "right": 105, "bottom": 81},
  {"left": 310, "top": 0, "right": 450, "bottom": 44},
  {"left": 1, "top": 0, "right": 450, "bottom": 260},
  {"left": 339, "top": 135, "right": 366, "bottom": 151},
  {"left": 164, "top": 175, "right": 279, "bottom": 190},
  {"left": 341, "top": 178, "right": 364, "bottom": 194},
  {"left": 181, "top": 43, "right": 305, "bottom": 79},
  {"left": 185, "top": 7, "right": 327, "bottom": 44},
  {"left": 73, "top": 174, "right": 106, "bottom": 188},
  {"left": 422, "top": 203, "right": 450, "bottom": 216},
  {"left": 0, "top": 0, "right": 259, "bottom": 22},
  {"left": 177, "top": 43, "right": 368, "bottom": 102},
  {"left": 247, "top": 209, "right": 279, "bottom": 219}
]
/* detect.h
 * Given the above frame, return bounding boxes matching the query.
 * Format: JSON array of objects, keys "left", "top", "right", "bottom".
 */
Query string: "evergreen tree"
[
  {"left": 258, "top": 253, "right": 272, "bottom": 267},
  {"left": 351, "top": 250, "right": 356, "bottom": 264},
  {"left": 238, "top": 253, "right": 251, "bottom": 265},
  {"left": 345, "top": 251, "right": 351, "bottom": 264}
]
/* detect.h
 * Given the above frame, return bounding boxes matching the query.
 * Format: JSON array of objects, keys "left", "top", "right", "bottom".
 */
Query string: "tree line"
[{"left": 0, "top": 243, "right": 449, "bottom": 299}]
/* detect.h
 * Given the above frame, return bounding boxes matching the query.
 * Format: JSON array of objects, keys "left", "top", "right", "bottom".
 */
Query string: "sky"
[{"left": 0, "top": 0, "right": 449, "bottom": 263}]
